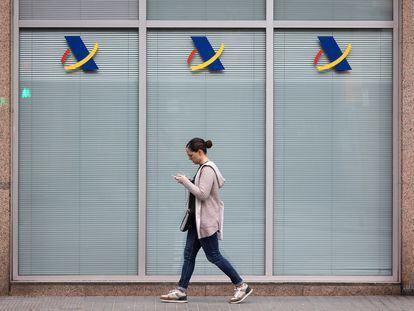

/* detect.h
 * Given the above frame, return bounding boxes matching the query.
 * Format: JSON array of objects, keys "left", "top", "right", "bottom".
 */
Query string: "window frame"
[{"left": 11, "top": 0, "right": 400, "bottom": 283}]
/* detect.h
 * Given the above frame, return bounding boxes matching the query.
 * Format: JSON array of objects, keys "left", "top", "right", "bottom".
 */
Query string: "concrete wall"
[{"left": 1, "top": 0, "right": 413, "bottom": 296}]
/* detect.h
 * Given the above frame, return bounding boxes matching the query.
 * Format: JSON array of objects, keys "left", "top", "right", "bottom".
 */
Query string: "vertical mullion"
[
  {"left": 392, "top": 0, "right": 400, "bottom": 283},
  {"left": 265, "top": 0, "right": 274, "bottom": 277},
  {"left": 138, "top": 0, "right": 147, "bottom": 277},
  {"left": 12, "top": 0, "right": 20, "bottom": 280}
]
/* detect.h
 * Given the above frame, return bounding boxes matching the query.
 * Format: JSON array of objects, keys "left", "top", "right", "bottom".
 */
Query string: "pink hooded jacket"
[{"left": 182, "top": 161, "right": 226, "bottom": 240}]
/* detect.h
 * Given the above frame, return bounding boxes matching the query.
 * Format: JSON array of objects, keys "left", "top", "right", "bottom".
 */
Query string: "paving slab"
[{"left": 0, "top": 296, "right": 413, "bottom": 311}]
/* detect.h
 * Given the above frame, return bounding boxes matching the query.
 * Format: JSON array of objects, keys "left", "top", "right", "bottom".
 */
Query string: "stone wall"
[
  {"left": 401, "top": 0, "right": 414, "bottom": 295},
  {"left": 0, "top": 0, "right": 11, "bottom": 297}
]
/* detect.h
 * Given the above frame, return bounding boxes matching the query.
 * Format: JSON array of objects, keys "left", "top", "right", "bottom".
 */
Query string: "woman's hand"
[{"left": 174, "top": 174, "right": 188, "bottom": 184}]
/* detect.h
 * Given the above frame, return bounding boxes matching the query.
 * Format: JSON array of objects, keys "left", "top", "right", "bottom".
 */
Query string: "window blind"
[
  {"left": 273, "top": 30, "right": 393, "bottom": 276},
  {"left": 147, "top": 30, "right": 265, "bottom": 276},
  {"left": 275, "top": 0, "right": 392, "bottom": 20},
  {"left": 19, "top": 30, "right": 139, "bottom": 275},
  {"left": 20, "top": 0, "right": 138, "bottom": 20},
  {"left": 148, "top": 0, "right": 264, "bottom": 20}
]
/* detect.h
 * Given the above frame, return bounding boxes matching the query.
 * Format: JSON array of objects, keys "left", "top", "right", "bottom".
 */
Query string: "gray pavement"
[{"left": 0, "top": 296, "right": 414, "bottom": 311}]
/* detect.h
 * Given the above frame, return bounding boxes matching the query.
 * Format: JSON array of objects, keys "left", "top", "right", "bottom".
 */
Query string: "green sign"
[{"left": 21, "top": 88, "right": 32, "bottom": 99}]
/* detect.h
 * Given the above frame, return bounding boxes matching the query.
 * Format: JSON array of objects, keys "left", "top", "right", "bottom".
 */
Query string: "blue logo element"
[
  {"left": 315, "top": 36, "right": 352, "bottom": 71},
  {"left": 187, "top": 36, "right": 225, "bottom": 71},
  {"left": 62, "top": 36, "right": 99, "bottom": 71}
]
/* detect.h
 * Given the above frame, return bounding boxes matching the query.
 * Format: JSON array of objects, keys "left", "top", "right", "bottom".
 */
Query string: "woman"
[{"left": 160, "top": 138, "right": 253, "bottom": 304}]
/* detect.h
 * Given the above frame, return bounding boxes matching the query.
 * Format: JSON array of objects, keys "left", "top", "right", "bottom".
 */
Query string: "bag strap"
[{"left": 198, "top": 164, "right": 220, "bottom": 186}]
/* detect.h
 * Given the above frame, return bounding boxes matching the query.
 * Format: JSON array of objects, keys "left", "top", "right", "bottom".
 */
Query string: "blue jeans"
[{"left": 178, "top": 224, "right": 243, "bottom": 290}]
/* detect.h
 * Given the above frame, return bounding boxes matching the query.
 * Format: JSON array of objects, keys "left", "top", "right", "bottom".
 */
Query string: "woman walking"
[{"left": 160, "top": 138, "right": 253, "bottom": 304}]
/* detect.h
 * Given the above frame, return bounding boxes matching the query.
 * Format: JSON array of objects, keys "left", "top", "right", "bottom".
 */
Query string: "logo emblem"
[
  {"left": 187, "top": 36, "right": 225, "bottom": 71},
  {"left": 61, "top": 36, "right": 99, "bottom": 71},
  {"left": 314, "top": 36, "right": 352, "bottom": 72}
]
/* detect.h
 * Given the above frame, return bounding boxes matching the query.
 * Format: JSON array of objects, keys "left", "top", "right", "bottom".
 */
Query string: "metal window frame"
[
  {"left": 138, "top": 0, "right": 147, "bottom": 278},
  {"left": 11, "top": 0, "right": 401, "bottom": 283}
]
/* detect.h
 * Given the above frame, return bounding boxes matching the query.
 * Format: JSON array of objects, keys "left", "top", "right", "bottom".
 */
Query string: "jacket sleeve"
[{"left": 182, "top": 166, "right": 215, "bottom": 201}]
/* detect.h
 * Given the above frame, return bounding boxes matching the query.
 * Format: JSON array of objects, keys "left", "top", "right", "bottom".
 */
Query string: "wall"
[
  {"left": 401, "top": 0, "right": 414, "bottom": 294},
  {"left": 0, "top": 0, "right": 11, "bottom": 296}
]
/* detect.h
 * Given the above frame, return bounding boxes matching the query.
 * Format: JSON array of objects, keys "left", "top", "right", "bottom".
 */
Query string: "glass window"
[
  {"left": 147, "top": 30, "right": 265, "bottom": 276},
  {"left": 273, "top": 30, "right": 393, "bottom": 276},
  {"left": 19, "top": 31, "right": 139, "bottom": 275},
  {"left": 19, "top": 0, "right": 138, "bottom": 20},
  {"left": 148, "top": 0, "right": 265, "bottom": 20},
  {"left": 275, "top": 0, "right": 393, "bottom": 21}
]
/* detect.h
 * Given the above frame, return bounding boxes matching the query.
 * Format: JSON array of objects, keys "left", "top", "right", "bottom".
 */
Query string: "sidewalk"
[{"left": 0, "top": 296, "right": 413, "bottom": 311}]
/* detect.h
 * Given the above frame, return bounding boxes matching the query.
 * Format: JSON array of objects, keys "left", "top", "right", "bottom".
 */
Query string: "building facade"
[{"left": 0, "top": 0, "right": 413, "bottom": 296}]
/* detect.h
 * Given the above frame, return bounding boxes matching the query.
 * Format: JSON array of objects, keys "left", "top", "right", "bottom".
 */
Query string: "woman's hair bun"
[{"left": 205, "top": 140, "right": 213, "bottom": 149}]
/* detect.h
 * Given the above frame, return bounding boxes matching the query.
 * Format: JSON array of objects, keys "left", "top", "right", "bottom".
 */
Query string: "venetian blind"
[
  {"left": 146, "top": 30, "right": 266, "bottom": 276},
  {"left": 20, "top": 0, "right": 138, "bottom": 20},
  {"left": 274, "top": 30, "right": 393, "bottom": 276},
  {"left": 147, "top": 0, "right": 264, "bottom": 20},
  {"left": 275, "top": 0, "right": 392, "bottom": 20},
  {"left": 19, "top": 30, "right": 139, "bottom": 275}
]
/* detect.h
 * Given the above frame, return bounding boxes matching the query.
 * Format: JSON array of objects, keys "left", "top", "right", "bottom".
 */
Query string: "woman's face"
[{"left": 186, "top": 148, "right": 203, "bottom": 164}]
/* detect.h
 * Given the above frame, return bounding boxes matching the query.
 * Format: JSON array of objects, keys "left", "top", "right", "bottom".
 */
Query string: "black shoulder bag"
[
  {"left": 179, "top": 182, "right": 195, "bottom": 232},
  {"left": 179, "top": 166, "right": 203, "bottom": 232}
]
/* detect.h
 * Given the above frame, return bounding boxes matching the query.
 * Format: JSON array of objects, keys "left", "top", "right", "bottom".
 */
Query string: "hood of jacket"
[{"left": 200, "top": 160, "right": 225, "bottom": 188}]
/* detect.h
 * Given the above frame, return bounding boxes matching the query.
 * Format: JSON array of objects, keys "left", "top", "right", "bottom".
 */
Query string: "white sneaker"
[
  {"left": 229, "top": 282, "right": 253, "bottom": 304},
  {"left": 160, "top": 288, "right": 188, "bottom": 303}
]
